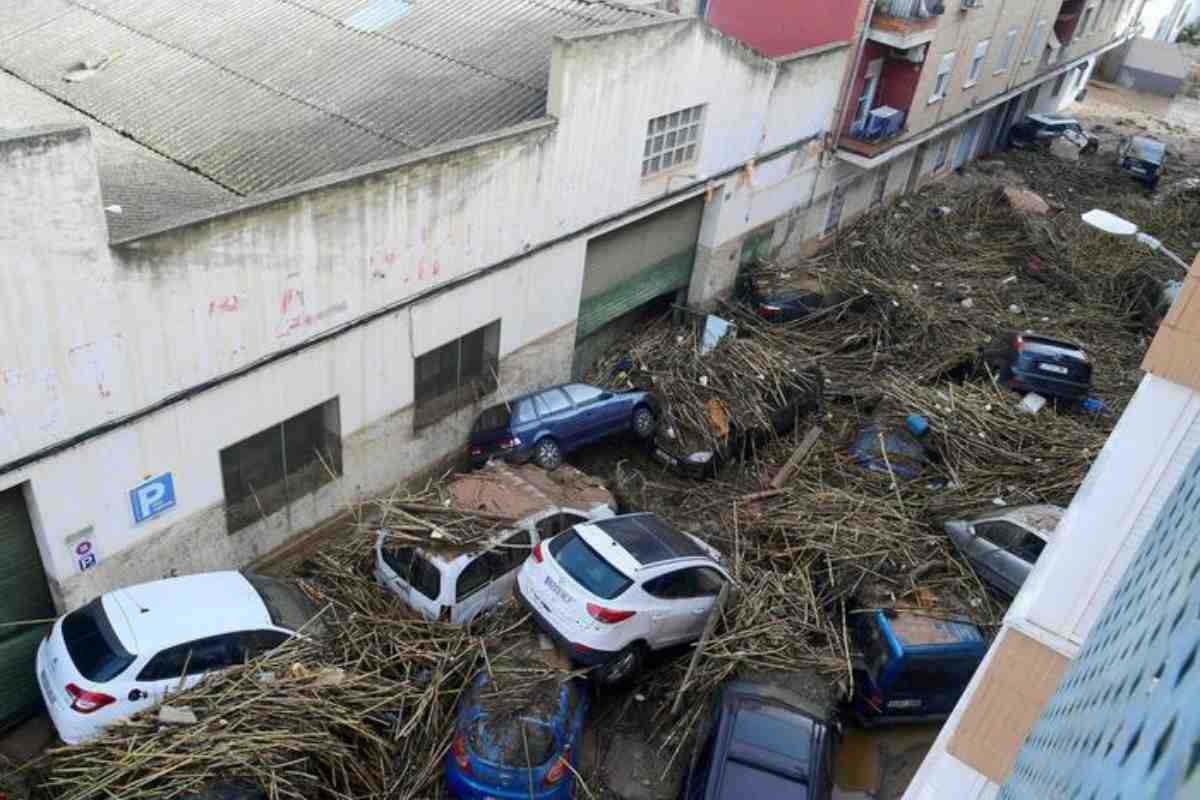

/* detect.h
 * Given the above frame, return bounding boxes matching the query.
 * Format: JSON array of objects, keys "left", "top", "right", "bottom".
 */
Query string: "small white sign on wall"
[{"left": 65, "top": 526, "right": 99, "bottom": 574}]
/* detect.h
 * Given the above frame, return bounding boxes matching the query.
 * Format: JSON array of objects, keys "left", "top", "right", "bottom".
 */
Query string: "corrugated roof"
[{"left": 0, "top": 0, "right": 653, "bottom": 237}]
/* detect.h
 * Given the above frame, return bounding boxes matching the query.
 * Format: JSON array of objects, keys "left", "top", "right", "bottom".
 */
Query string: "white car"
[
  {"left": 515, "top": 512, "right": 730, "bottom": 684},
  {"left": 375, "top": 505, "right": 613, "bottom": 624},
  {"left": 36, "top": 571, "right": 326, "bottom": 744}
]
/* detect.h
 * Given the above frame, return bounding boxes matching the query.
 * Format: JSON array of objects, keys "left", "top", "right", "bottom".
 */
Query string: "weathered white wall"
[{"left": 1, "top": 18, "right": 858, "bottom": 607}]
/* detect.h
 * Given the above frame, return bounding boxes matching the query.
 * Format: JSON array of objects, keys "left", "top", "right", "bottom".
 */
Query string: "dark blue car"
[
  {"left": 982, "top": 332, "right": 1092, "bottom": 402},
  {"left": 469, "top": 383, "right": 657, "bottom": 469},
  {"left": 681, "top": 679, "right": 837, "bottom": 800},
  {"left": 849, "top": 609, "right": 986, "bottom": 725},
  {"left": 447, "top": 666, "right": 588, "bottom": 800}
]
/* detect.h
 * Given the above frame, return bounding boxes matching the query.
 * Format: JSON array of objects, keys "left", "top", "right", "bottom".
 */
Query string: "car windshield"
[
  {"left": 62, "top": 598, "right": 136, "bottom": 682},
  {"left": 468, "top": 717, "right": 556, "bottom": 767},
  {"left": 1131, "top": 138, "right": 1165, "bottom": 162},
  {"left": 245, "top": 575, "right": 330, "bottom": 638},
  {"left": 548, "top": 531, "right": 633, "bottom": 599},
  {"left": 474, "top": 403, "right": 512, "bottom": 432},
  {"left": 718, "top": 760, "right": 808, "bottom": 798},
  {"left": 732, "top": 703, "right": 814, "bottom": 765}
]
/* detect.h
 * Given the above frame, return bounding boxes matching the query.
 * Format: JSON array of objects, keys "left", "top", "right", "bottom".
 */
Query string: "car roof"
[
  {"left": 1130, "top": 136, "right": 1166, "bottom": 160},
  {"left": 105, "top": 571, "right": 270, "bottom": 655},
  {"left": 883, "top": 610, "right": 983, "bottom": 648},
  {"left": 973, "top": 503, "right": 1064, "bottom": 541},
  {"left": 590, "top": 513, "right": 709, "bottom": 567}
]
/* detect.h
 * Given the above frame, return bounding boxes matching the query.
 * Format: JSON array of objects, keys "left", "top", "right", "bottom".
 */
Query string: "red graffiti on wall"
[{"left": 208, "top": 295, "right": 241, "bottom": 316}]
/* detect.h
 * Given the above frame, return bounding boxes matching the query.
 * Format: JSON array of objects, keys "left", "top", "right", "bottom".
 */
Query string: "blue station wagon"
[{"left": 469, "top": 383, "right": 658, "bottom": 469}]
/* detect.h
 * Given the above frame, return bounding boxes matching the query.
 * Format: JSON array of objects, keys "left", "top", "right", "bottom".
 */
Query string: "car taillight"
[
  {"left": 586, "top": 603, "right": 635, "bottom": 624},
  {"left": 1014, "top": 335, "right": 1024, "bottom": 351},
  {"left": 66, "top": 683, "right": 116, "bottom": 714},
  {"left": 452, "top": 733, "right": 471, "bottom": 772},
  {"left": 756, "top": 304, "right": 782, "bottom": 319},
  {"left": 468, "top": 445, "right": 483, "bottom": 456},
  {"left": 532, "top": 542, "right": 544, "bottom": 563},
  {"left": 496, "top": 436, "right": 521, "bottom": 450},
  {"left": 544, "top": 755, "right": 569, "bottom": 785}
]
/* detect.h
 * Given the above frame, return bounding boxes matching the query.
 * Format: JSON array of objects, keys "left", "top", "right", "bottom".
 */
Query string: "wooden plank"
[{"left": 770, "top": 425, "right": 823, "bottom": 489}]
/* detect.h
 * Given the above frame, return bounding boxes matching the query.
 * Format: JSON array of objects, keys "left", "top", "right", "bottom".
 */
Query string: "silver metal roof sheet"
[{"left": 0, "top": 0, "right": 652, "bottom": 237}]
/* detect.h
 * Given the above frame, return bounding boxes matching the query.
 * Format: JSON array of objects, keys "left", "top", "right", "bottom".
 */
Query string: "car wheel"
[
  {"left": 600, "top": 642, "right": 646, "bottom": 686},
  {"left": 632, "top": 406, "right": 655, "bottom": 439},
  {"left": 533, "top": 438, "right": 562, "bottom": 470}
]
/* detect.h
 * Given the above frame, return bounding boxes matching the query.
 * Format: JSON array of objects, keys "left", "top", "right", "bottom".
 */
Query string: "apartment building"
[
  {"left": 0, "top": 0, "right": 867, "bottom": 724},
  {"left": 904, "top": 251, "right": 1200, "bottom": 797},
  {"left": 822, "top": 0, "right": 1144, "bottom": 238}
]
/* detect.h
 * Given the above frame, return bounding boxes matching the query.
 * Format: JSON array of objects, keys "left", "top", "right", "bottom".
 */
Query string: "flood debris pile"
[{"left": 590, "top": 319, "right": 822, "bottom": 461}]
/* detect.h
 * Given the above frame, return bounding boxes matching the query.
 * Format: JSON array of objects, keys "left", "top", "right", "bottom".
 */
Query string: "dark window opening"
[
  {"left": 549, "top": 530, "right": 633, "bottom": 600},
  {"left": 137, "top": 634, "right": 240, "bottom": 682},
  {"left": 414, "top": 321, "right": 501, "bottom": 429},
  {"left": 220, "top": 398, "right": 342, "bottom": 534},
  {"left": 381, "top": 545, "right": 442, "bottom": 601},
  {"left": 62, "top": 598, "right": 136, "bottom": 682}
]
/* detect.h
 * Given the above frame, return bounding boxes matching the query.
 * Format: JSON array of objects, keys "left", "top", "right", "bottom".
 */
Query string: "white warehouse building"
[{"left": 0, "top": 0, "right": 857, "bottom": 721}]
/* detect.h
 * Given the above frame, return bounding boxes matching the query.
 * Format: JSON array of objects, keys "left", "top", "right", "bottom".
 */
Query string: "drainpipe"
[{"left": 830, "top": 0, "right": 878, "bottom": 155}]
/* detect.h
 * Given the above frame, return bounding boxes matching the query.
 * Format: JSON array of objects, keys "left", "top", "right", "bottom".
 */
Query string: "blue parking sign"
[{"left": 130, "top": 473, "right": 177, "bottom": 524}]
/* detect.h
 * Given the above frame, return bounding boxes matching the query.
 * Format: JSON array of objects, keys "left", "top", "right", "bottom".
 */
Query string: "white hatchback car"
[
  {"left": 375, "top": 505, "right": 613, "bottom": 624},
  {"left": 36, "top": 571, "right": 326, "bottom": 744},
  {"left": 515, "top": 512, "right": 730, "bottom": 684}
]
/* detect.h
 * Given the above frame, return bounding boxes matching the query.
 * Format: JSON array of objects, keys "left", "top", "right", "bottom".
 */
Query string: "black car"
[
  {"left": 680, "top": 680, "right": 837, "bottom": 800},
  {"left": 982, "top": 332, "right": 1092, "bottom": 402},
  {"left": 1008, "top": 113, "right": 1097, "bottom": 152},
  {"left": 1118, "top": 136, "right": 1167, "bottom": 190}
]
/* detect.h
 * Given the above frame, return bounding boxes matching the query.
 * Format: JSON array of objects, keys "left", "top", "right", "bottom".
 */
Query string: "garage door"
[
  {"left": 576, "top": 197, "right": 705, "bottom": 341},
  {"left": 0, "top": 486, "right": 55, "bottom": 726}
]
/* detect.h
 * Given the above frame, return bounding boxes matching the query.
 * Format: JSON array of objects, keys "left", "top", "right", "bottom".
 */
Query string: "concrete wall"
[{"left": 0, "top": 19, "right": 855, "bottom": 607}]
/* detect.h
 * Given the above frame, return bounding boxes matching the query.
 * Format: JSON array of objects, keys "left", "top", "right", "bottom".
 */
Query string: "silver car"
[{"left": 943, "top": 505, "right": 1064, "bottom": 597}]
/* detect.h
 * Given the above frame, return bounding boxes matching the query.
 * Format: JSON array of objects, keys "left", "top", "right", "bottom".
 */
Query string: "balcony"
[
  {"left": 839, "top": 40, "right": 925, "bottom": 159},
  {"left": 840, "top": 123, "right": 911, "bottom": 158},
  {"left": 869, "top": 1, "right": 941, "bottom": 50}
]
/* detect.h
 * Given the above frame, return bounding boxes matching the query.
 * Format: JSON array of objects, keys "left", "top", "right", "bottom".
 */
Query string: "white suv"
[
  {"left": 515, "top": 513, "right": 729, "bottom": 684},
  {"left": 36, "top": 572, "right": 326, "bottom": 744}
]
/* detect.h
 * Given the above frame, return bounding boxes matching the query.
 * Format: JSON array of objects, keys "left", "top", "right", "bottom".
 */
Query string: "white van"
[{"left": 374, "top": 505, "right": 613, "bottom": 623}]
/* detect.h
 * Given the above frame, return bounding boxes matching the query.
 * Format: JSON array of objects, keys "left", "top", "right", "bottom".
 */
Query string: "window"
[
  {"left": 380, "top": 545, "right": 442, "bottom": 600},
  {"left": 62, "top": 598, "right": 136, "bottom": 682},
  {"left": 494, "top": 528, "right": 533, "bottom": 574},
  {"left": 1017, "top": 533, "right": 1047, "bottom": 563},
  {"left": 1079, "top": 8, "right": 1093, "bottom": 37},
  {"left": 929, "top": 52, "right": 955, "bottom": 103},
  {"left": 932, "top": 137, "right": 949, "bottom": 171},
  {"left": 220, "top": 398, "right": 342, "bottom": 534},
  {"left": 511, "top": 398, "right": 537, "bottom": 425},
  {"left": 414, "top": 320, "right": 500, "bottom": 429},
  {"left": 238, "top": 630, "right": 290, "bottom": 662},
  {"left": 643, "top": 566, "right": 725, "bottom": 599},
  {"left": 976, "top": 520, "right": 1026, "bottom": 550},
  {"left": 137, "top": 634, "right": 240, "bottom": 682},
  {"left": 548, "top": 530, "right": 633, "bottom": 599},
  {"left": 534, "top": 388, "right": 572, "bottom": 416},
  {"left": 563, "top": 384, "right": 604, "bottom": 407},
  {"left": 965, "top": 40, "right": 989, "bottom": 87},
  {"left": 996, "top": 28, "right": 1018, "bottom": 73},
  {"left": 245, "top": 575, "right": 323, "bottom": 635},
  {"left": 455, "top": 553, "right": 495, "bottom": 600},
  {"left": 642, "top": 105, "right": 705, "bottom": 178},
  {"left": 536, "top": 512, "right": 586, "bottom": 539},
  {"left": 1025, "top": 21, "right": 1046, "bottom": 62}
]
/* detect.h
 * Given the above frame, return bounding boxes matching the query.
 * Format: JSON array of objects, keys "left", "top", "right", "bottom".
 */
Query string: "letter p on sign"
[{"left": 130, "top": 473, "right": 177, "bottom": 524}]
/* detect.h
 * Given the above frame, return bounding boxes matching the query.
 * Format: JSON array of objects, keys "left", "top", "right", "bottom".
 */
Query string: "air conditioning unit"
[
  {"left": 891, "top": 44, "right": 928, "bottom": 63},
  {"left": 864, "top": 106, "right": 905, "bottom": 141},
  {"left": 961, "top": 0, "right": 984, "bottom": 8}
]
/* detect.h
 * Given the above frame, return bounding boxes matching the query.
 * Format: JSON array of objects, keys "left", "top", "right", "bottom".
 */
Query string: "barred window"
[
  {"left": 220, "top": 398, "right": 342, "bottom": 534},
  {"left": 642, "top": 105, "right": 705, "bottom": 178},
  {"left": 413, "top": 320, "right": 501, "bottom": 429}
]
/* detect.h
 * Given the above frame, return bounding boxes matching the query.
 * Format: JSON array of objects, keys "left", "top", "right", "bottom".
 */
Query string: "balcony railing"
[{"left": 877, "top": 0, "right": 939, "bottom": 18}]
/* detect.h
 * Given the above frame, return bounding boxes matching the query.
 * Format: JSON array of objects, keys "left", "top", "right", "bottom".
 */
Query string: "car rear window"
[
  {"left": 732, "top": 704, "right": 814, "bottom": 765},
  {"left": 381, "top": 545, "right": 442, "bottom": 601},
  {"left": 548, "top": 531, "right": 632, "bottom": 600},
  {"left": 1021, "top": 336, "right": 1087, "bottom": 361},
  {"left": 244, "top": 575, "right": 328, "bottom": 637},
  {"left": 62, "top": 598, "right": 136, "bottom": 682},
  {"left": 468, "top": 717, "right": 556, "bottom": 767},
  {"left": 718, "top": 760, "right": 808, "bottom": 799},
  {"left": 474, "top": 404, "right": 512, "bottom": 432}
]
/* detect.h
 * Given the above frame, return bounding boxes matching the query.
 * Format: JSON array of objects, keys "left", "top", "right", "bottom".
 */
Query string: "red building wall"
[
  {"left": 705, "top": 0, "right": 862, "bottom": 57},
  {"left": 840, "top": 42, "right": 924, "bottom": 135}
]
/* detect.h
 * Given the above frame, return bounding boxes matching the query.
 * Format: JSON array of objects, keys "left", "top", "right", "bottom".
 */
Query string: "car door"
[
  {"left": 642, "top": 566, "right": 726, "bottom": 647},
  {"left": 532, "top": 389, "right": 578, "bottom": 448},
  {"left": 135, "top": 633, "right": 241, "bottom": 705},
  {"left": 450, "top": 551, "right": 501, "bottom": 624},
  {"left": 968, "top": 521, "right": 1028, "bottom": 595},
  {"left": 562, "top": 384, "right": 611, "bottom": 443}
]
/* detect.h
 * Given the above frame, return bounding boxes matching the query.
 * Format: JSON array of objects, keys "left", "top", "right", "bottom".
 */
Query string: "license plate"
[
  {"left": 1038, "top": 363, "right": 1069, "bottom": 375},
  {"left": 543, "top": 575, "right": 572, "bottom": 605},
  {"left": 887, "top": 698, "right": 922, "bottom": 710}
]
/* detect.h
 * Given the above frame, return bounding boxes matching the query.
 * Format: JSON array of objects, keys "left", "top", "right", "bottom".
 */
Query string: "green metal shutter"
[
  {"left": 0, "top": 487, "right": 55, "bottom": 725},
  {"left": 576, "top": 248, "right": 696, "bottom": 340}
]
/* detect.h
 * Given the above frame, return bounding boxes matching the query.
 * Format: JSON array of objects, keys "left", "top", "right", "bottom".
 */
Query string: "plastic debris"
[
  {"left": 158, "top": 705, "right": 198, "bottom": 725},
  {"left": 992, "top": 497, "right": 1007, "bottom": 507},
  {"left": 1019, "top": 393, "right": 1047, "bottom": 415},
  {"left": 961, "top": 298, "right": 975, "bottom": 309},
  {"left": 1009, "top": 304, "right": 1022, "bottom": 313},
  {"left": 1081, "top": 397, "right": 1107, "bottom": 414}
]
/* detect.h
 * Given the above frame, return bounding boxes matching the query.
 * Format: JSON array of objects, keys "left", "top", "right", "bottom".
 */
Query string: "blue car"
[
  {"left": 469, "top": 383, "right": 658, "bottom": 469},
  {"left": 447, "top": 666, "right": 588, "bottom": 800}
]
